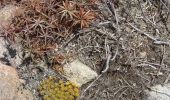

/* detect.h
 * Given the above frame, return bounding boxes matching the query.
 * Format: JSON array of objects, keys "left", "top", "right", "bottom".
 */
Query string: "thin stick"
[
  {"left": 164, "top": 74, "right": 170, "bottom": 84},
  {"left": 160, "top": 0, "right": 170, "bottom": 12},
  {"left": 128, "top": 23, "right": 170, "bottom": 46},
  {"left": 80, "top": 74, "right": 103, "bottom": 98},
  {"left": 81, "top": 49, "right": 118, "bottom": 98},
  {"left": 102, "top": 54, "right": 112, "bottom": 73},
  {"left": 128, "top": 23, "right": 156, "bottom": 41},
  {"left": 157, "top": 45, "right": 166, "bottom": 75}
]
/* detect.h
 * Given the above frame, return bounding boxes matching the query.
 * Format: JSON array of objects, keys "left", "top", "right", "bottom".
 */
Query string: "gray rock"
[
  {"left": 0, "top": 5, "right": 23, "bottom": 67},
  {"left": 63, "top": 59, "right": 98, "bottom": 86},
  {"left": 0, "top": 38, "right": 7, "bottom": 58},
  {"left": 17, "top": 89, "right": 34, "bottom": 100},
  {"left": 9, "top": 45, "right": 23, "bottom": 67},
  {"left": 145, "top": 84, "right": 170, "bottom": 100}
]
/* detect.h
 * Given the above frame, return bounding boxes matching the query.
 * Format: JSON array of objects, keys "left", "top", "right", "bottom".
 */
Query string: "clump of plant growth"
[
  {"left": 0, "top": 0, "right": 97, "bottom": 68},
  {"left": 5, "top": 0, "right": 96, "bottom": 57},
  {"left": 38, "top": 76, "right": 80, "bottom": 100}
]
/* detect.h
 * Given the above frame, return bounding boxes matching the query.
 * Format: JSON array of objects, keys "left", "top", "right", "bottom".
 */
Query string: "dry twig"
[{"left": 128, "top": 23, "right": 170, "bottom": 46}]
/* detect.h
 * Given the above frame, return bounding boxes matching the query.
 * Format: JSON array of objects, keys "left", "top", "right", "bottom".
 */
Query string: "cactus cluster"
[{"left": 38, "top": 76, "right": 79, "bottom": 100}]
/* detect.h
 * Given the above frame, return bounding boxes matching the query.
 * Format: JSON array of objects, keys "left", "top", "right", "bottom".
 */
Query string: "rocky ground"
[{"left": 0, "top": 0, "right": 170, "bottom": 100}]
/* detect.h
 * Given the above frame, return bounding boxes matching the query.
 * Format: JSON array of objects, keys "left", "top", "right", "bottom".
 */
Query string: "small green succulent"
[{"left": 38, "top": 76, "right": 80, "bottom": 100}]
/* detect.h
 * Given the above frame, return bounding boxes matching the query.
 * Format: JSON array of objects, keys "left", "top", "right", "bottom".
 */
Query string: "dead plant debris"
[{"left": 0, "top": 0, "right": 170, "bottom": 100}]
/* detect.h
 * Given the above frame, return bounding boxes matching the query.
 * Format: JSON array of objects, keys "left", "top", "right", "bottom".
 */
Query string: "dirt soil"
[{"left": 0, "top": 0, "right": 170, "bottom": 100}]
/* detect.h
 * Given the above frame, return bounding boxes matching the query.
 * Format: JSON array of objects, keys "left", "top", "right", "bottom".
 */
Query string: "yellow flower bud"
[
  {"left": 43, "top": 95, "right": 49, "bottom": 99},
  {"left": 66, "top": 81, "right": 70, "bottom": 85},
  {"left": 74, "top": 88, "right": 79, "bottom": 92},
  {"left": 71, "top": 82, "right": 76, "bottom": 87},
  {"left": 74, "top": 92, "right": 80, "bottom": 97},
  {"left": 68, "top": 85, "right": 72, "bottom": 89},
  {"left": 59, "top": 80, "right": 64, "bottom": 84},
  {"left": 68, "top": 95, "right": 74, "bottom": 100}
]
